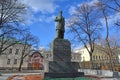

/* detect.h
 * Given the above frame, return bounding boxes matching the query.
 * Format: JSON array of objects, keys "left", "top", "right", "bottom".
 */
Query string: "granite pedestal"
[{"left": 44, "top": 39, "right": 84, "bottom": 78}]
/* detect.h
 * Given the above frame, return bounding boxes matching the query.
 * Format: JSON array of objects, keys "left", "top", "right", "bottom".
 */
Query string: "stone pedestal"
[
  {"left": 44, "top": 72, "right": 84, "bottom": 78},
  {"left": 48, "top": 38, "right": 79, "bottom": 73},
  {"left": 44, "top": 38, "right": 84, "bottom": 78},
  {"left": 49, "top": 61, "right": 79, "bottom": 73},
  {"left": 51, "top": 38, "right": 71, "bottom": 62}
]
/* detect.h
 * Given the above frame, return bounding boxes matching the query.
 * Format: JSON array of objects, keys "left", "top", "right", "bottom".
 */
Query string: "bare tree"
[
  {"left": 96, "top": 0, "right": 119, "bottom": 71},
  {"left": 111, "top": 0, "right": 120, "bottom": 27},
  {"left": 67, "top": 3, "right": 101, "bottom": 68},
  {"left": 0, "top": 25, "right": 27, "bottom": 55},
  {"left": 104, "top": 0, "right": 120, "bottom": 12},
  {"left": 0, "top": 0, "right": 40, "bottom": 72},
  {"left": 115, "top": 20, "right": 120, "bottom": 26},
  {"left": 0, "top": 0, "right": 27, "bottom": 55},
  {"left": 98, "top": 0, "right": 120, "bottom": 26},
  {"left": 0, "top": 0, "right": 26, "bottom": 28},
  {"left": 18, "top": 32, "right": 39, "bottom": 71}
]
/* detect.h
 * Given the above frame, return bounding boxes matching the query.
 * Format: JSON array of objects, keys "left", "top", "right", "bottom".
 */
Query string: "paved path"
[
  {"left": 0, "top": 73, "right": 120, "bottom": 80},
  {"left": 100, "top": 78, "right": 119, "bottom": 80},
  {"left": 0, "top": 73, "right": 42, "bottom": 80}
]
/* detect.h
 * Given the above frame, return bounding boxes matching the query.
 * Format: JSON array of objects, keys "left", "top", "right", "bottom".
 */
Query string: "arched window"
[
  {"left": 99, "top": 56, "right": 100, "bottom": 60},
  {"left": 96, "top": 56, "right": 97, "bottom": 60},
  {"left": 93, "top": 55, "right": 95, "bottom": 60}
]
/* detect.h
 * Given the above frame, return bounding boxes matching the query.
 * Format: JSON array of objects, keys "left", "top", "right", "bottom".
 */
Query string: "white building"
[{"left": 74, "top": 47, "right": 90, "bottom": 62}]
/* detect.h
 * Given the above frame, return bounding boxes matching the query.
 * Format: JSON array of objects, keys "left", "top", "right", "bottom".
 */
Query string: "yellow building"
[
  {"left": 92, "top": 45, "right": 109, "bottom": 69},
  {"left": 74, "top": 44, "right": 120, "bottom": 70},
  {"left": 0, "top": 43, "right": 31, "bottom": 70}
]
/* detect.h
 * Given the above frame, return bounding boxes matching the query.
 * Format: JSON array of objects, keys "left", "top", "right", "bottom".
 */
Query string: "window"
[
  {"left": 102, "top": 56, "right": 103, "bottom": 60},
  {"left": 15, "top": 49, "right": 19, "bottom": 55},
  {"left": 7, "top": 59, "right": 10, "bottom": 64},
  {"left": 14, "top": 59, "right": 17, "bottom": 64},
  {"left": 99, "top": 56, "right": 101, "bottom": 60},
  {"left": 9, "top": 48, "right": 12, "bottom": 54},
  {"left": 77, "top": 56, "right": 79, "bottom": 60},
  {"left": 96, "top": 56, "right": 98, "bottom": 60},
  {"left": 93, "top": 56, "right": 95, "bottom": 60}
]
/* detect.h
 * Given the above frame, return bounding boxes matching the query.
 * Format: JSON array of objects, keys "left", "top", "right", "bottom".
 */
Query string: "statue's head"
[{"left": 59, "top": 11, "right": 62, "bottom": 16}]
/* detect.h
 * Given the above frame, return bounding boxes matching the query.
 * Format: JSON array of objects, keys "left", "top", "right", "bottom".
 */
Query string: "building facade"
[
  {"left": 0, "top": 43, "right": 31, "bottom": 70},
  {"left": 71, "top": 52, "right": 81, "bottom": 62},
  {"left": 75, "top": 47, "right": 90, "bottom": 62},
  {"left": 74, "top": 44, "right": 120, "bottom": 70},
  {"left": 28, "top": 51, "right": 44, "bottom": 70}
]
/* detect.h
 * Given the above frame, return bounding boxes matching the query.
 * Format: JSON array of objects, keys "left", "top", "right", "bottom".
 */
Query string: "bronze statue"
[{"left": 55, "top": 11, "right": 65, "bottom": 39}]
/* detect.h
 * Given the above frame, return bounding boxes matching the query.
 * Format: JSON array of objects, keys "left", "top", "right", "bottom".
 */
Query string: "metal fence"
[{"left": 78, "top": 69, "right": 117, "bottom": 77}]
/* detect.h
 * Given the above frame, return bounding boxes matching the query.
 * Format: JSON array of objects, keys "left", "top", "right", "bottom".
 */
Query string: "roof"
[{"left": 29, "top": 50, "right": 43, "bottom": 57}]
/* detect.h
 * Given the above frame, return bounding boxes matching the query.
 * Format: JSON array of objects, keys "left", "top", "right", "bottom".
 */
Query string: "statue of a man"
[{"left": 55, "top": 11, "right": 65, "bottom": 39}]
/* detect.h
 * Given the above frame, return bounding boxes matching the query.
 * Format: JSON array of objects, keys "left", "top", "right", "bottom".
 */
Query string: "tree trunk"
[
  {"left": 90, "top": 53, "right": 94, "bottom": 69},
  {"left": 106, "top": 41, "right": 115, "bottom": 71},
  {"left": 101, "top": 5, "right": 115, "bottom": 71},
  {"left": 18, "top": 57, "right": 23, "bottom": 71}
]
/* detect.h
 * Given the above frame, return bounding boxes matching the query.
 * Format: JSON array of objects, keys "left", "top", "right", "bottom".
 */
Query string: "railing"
[{"left": 78, "top": 69, "right": 120, "bottom": 77}]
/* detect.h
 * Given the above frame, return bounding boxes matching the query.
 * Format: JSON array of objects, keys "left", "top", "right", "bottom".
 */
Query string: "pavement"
[
  {"left": 0, "top": 73, "right": 120, "bottom": 80},
  {"left": 100, "top": 78, "right": 119, "bottom": 80},
  {"left": 85, "top": 75, "right": 120, "bottom": 80},
  {"left": 0, "top": 73, "right": 42, "bottom": 80}
]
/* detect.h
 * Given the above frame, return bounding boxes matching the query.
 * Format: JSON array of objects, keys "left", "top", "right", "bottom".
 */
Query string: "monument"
[
  {"left": 55, "top": 11, "right": 65, "bottom": 39},
  {"left": 44, "top": 11, "right": 84, "bottom": 78}
]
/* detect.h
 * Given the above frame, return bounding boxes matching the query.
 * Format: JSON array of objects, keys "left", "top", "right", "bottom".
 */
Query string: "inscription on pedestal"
[{"left": 51, "top": 39, "right": 71, "bottom": 62}]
